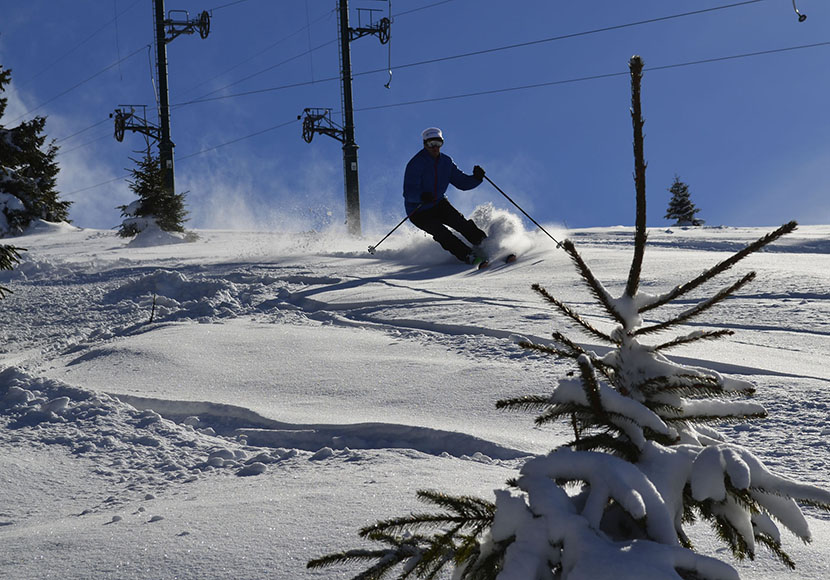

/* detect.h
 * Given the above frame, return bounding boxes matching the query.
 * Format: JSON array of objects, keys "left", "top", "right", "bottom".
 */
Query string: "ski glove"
[
  {"left": 473, "top": 165, "right": 485, "bottom": 180},
  {"left": 420, "top": 192, "right": 433, "bottom": 203}
]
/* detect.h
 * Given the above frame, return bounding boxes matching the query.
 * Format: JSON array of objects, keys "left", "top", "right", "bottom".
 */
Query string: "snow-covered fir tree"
[
  {"left": 0, "top": 243, "right": 23, "bottom": 298},
  {"left": 118, "top": 145, "right": 188, "bottom": 237},
  {"left": 308, "top": 56, "right": 830, "bottom": 580},
  {"left": 666, "top": 175, "right": 703, "bottom": 226},
  {"left": 0, "top": 66, "right": 70, "bottom": 237}
]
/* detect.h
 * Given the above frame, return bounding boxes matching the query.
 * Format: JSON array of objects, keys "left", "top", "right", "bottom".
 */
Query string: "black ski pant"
[{"left": 409, "top": 199, "right": 486, "bottom": 262}]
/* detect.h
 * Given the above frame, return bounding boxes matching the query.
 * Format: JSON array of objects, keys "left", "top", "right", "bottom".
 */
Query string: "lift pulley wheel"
[
  {"left": 198, "top": 11, "right": 210, "bottom": 39},
  {"left": 378, "top": 17, "right": 390, "bottom": 45},
  {"left": 302, "top": 116, "right": 316, "bottom": 144},
  {"left": 114, "top": 112, "right": 126, "bottom": 142}
]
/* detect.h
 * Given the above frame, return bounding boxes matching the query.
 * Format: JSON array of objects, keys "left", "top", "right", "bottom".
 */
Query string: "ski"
[{"left": 474, "top": 254, "right": 516, "bottom": 270}]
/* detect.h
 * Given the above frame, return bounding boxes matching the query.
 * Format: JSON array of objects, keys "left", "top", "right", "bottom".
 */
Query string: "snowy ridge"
[{"left": 114, "top": 392, "right": 530, "bottom": 460}]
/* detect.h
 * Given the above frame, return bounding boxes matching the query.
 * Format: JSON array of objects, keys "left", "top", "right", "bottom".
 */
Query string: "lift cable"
[
  {"left": 8, "top": 44, "right": 150, "bottom": 125},
  {"left": 394, "top": 0, "right": 459, "bottom": 18},
  {"left": 61, "top": 118, "right": 300, "bottom": 197},
  {"left": 208, "top": 0, "right": 255, "bottom": 12},
  {"left": 178, "top": 7, "right": 336, "bottom": 100},
  {"left": 61, "top": 33, "right": 830, "bottom": 167},
  {"left": 13, "top": 0, "right": 144, "bottom": 90},
  {"left": 367, "top": 0, "right": 770, "bottom": 76},
  {"left": 55, "top": 119, "right": 111, "bottom": 144},
  {"left": 184, "top": 38, "right": 338, "bottom": 103},
  {"left": 174, "top": 0, "right": 771, "bottom": 108},
  {"left": 181, "top": 0, "right": 463, "bottom": 103},
  {"left": 350, "top": 39, "right": 830, "bottom": 114},
  {"left": 177, "top": 118, "right": 299, "bottom": 161}
]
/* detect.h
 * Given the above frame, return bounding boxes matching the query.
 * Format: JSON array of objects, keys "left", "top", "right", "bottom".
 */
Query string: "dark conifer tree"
[
  {"left": 118, "top": 145, "right": 188, "bottom": 237},
  {"left": 0, "top": 66, "right": 70, "bottom": 237},
  {"left": 665, "top": 175, "right": 703, "bottom": 226},
  {"left": 308, "top": 56, "right": 830, "bottom": 580},
  {"left": 0, "top": 243, "right": 24, "bottom": 298}
]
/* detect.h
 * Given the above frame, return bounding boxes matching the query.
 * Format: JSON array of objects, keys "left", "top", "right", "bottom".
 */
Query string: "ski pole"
[
  {"left": 367, "top": 204, "right": 423, "bottom": 254},
  {"left": 484, "top": 175, "right": 562, "bottom": 248}
]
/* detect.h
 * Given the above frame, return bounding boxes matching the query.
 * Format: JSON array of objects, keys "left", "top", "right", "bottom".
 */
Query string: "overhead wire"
[
  {"left": 61, "top": 0, "right": 812, "bottom": 196},
  {"left": 59, "top": 132, "right": 114, "bottom": 156},
  {"left": 177, "top": 0, "right": 452, "bottom": 106},
  {"left": 66, "top": 33, "right": 830, "bottom": 197},
  {"left": 14, "top": 0, "right": 143, "bottom": 90},
  {"left": 181, "top": 38, "right": 338, "bottom": 104},
  {"left": 8, "top": 44, "right": 150, "bottom": 125},
  {"left": 364, "top": 0, "right": 770, "bottom": 77},
  {"left": 55, "top": 119, "right": 111, "bottom": 144},
  {"left": 394, "top": 0, "right": 459, "bottom": 18},
  {"left": 171, "top": 0, "right": 773, "bottom": 108},
  {"left": 178, "top": 7, "right": 336, "bottom": 100},
  {"left": 208, "top": 0, "right": 256, "bottom": 12},
  {"left": 353, "top": 40, "right": 830, "bottom": 113}
]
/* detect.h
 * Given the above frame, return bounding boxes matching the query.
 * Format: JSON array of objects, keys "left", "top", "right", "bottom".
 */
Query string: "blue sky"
[{"left": 1, "top": 0, "right": 828, "bottom": 233}]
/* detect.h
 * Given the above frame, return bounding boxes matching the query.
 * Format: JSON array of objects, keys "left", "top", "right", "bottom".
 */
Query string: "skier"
[{"left": 403, "top": 127, "right": 489, "bottom": 267}]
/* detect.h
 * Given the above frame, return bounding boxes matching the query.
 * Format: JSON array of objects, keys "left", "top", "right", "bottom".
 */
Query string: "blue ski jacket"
[{"left": 403, "top": 148, "right": 482, "bottom": 214}]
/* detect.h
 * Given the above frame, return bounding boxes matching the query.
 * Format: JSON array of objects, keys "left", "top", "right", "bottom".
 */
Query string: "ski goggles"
[{"left": 424, "top": 139, "right": 444, "bottom": 148}]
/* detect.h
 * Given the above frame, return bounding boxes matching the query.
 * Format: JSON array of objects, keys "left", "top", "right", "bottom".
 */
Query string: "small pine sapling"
[
  {"left": 308, "top": 56, "right": 830, "bottom": 580},
  {"left": 118, "top": 145, "right": 188, "bottom": 237},
  {"left": 666, "top": 175, "right": 704, "bottom": 226}
]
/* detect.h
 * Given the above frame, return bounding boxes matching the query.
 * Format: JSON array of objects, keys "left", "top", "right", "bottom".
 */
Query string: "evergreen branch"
[
  {"left": 642, "top": 400, "right": 684, "bottom": 417},
  {"left": 749, "top": 486, "right": 830, "bottom": 513},
  {"left": 626, "top": 55, "right": 648, "bottom": 299},
  {"left": 306, "top": 539, "right": 422, "bottom": 577},
  {"left": 360, "top": 492, "right": 495, "bottom": 540},
  {"left": 663, "top": 410, "right": 768, "bottom": 425},
  {"left": 550, "top": 330, "right": 593, "bottom": 357},
  {"left": 360, "top": 513, "right": 485, "bottom": 539},
  {"left": 415, "top": 490, "right": 496, "bottom": 525},
  {"left": 578, "top": 356, "right": 607, "bottom": 420},
  {"left": 558, "top": 244, "right": 628, "bottom": 329},
  {"left": 0, "top": 245, "right": 25, "bottom": 270},
  {"left": 638, "top": 374, "right": 725, "bottom": 398},
  {"left": 756, "top": 533, "right": 796, "bottom": 570},
  {"left": 692, "top": 499, "right": 754, "bottom": 563},
  {"left": 634, "top": 272, "right": 756, "bottom": 336},
  {"left": 569, "top": 432, "right": 640, "bottom": 462},
  {"left": 531, "top": 283, "right": 617, "bottom": 344},
  {"left": 534, "top": 404, "right": 595, "bottom": 427},
  {"left": 523, "top": 333, "right": 618, "bottom": 382},
  {"left": 638, "top": 221, "right": 797, "bottom": 313},
  {"left": 496, "top": 394, "right": 554, "bottom": 413},
  {"left": 653, "top": 329, "right": 734, "bottom": 352},
  {"left": 0, "top": 245, "right": 26, "bottom": 299},
  {"left": 458, "top": 538, "right": 510, "bottom": 580},
  {"left": 416, "top": 526, "right": 465, "bottom": 579},
  {"left": 517, "top": 340, "right": 576, "bottom": 360}
]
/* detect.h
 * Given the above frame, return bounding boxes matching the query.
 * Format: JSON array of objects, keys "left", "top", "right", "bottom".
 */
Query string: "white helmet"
[{"left": 421, "top": 127, "right": 443, "bottom": 142}]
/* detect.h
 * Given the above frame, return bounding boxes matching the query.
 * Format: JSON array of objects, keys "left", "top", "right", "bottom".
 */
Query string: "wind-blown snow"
[{"left": 1, "top": 217, "right": 829, "bottom": 579}]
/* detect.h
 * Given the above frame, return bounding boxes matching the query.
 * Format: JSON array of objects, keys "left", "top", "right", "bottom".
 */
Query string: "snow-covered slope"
[{"left": 1, "top": 214, "right": 829, "bottom": 579}]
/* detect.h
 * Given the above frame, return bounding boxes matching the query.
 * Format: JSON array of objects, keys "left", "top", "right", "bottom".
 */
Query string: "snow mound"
[
  {"left": 24, "top": 219, "right": 80, "bottom": 235},
  {"left": 0, "top": 367, "right": 284, "bottom": 501},
  {"left": 102, "top": 269, "right": 248, "bottom": 322},
  {"left": 126, "top": 223, "right": 190, "bottom": 248}
]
